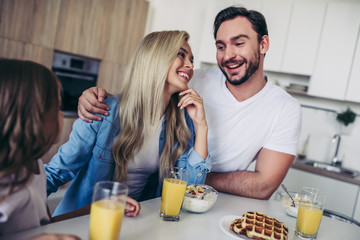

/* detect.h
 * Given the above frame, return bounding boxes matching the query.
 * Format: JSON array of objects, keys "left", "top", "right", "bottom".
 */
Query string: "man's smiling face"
[{"left": 215, "top": 16, "right": 261, "bottom": 86}]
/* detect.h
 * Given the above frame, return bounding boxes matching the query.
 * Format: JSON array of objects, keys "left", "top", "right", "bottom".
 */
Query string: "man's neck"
[{"left": 225, "top": 70, "right": 267, "bottom": 102}]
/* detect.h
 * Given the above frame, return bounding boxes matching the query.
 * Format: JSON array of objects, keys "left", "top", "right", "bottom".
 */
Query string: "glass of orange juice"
[
  {"left": 89, "top": 181, "right": 128, "bottom": 240},
  {"left": 160, "top": 167, "right": 189, "bottom": 221},
  {"left": 296, "top": 187, "right": 326, "bottom": 239}
]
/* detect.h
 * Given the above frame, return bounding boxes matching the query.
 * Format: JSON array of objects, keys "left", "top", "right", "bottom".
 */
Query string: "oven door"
[{"left": 54, "top": 71, "right": 97, "bottom": 116}]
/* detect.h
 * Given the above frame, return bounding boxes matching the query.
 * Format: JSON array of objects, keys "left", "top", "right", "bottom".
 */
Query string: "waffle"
[{"left": 230, "top": 211, "right": 288, "bottom": 240}]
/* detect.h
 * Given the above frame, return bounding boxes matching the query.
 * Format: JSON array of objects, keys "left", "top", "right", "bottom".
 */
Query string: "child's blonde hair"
[
  {"left": 112, "top": 30, "right": 191, "bottom": 181},
  {"left": 0, "top": 59, "right": 61, "bottom": 200}
]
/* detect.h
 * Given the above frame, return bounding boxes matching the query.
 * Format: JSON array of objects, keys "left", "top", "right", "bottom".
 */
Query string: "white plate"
[{"left": 218, "top": 215, "right": 252, "bottom": 240}]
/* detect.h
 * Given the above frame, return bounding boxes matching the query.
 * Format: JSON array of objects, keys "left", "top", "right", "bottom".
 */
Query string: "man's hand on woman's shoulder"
[{"left": 78, "top": 87, "right": 109, "bottom": 122}]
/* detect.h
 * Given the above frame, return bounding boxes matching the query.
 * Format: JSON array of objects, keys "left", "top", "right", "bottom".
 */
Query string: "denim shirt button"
[{"left": 197, "top": 172, "right": 203, "bottom": 177}]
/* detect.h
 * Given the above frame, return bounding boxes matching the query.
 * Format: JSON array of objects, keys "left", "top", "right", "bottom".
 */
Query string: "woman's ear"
[{"left": 260, "top": 35, "right": 269, "bottom": 55}]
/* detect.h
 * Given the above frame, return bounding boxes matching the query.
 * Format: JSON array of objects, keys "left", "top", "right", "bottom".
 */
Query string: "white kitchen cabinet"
[
  {"left": 345, "top": 34, "right": 360, "bottom": 103},
  {"left": 262, "top": 0, "right": 292, "bottom": 72},
  {"left": 281, "top": 2, "right": 326, "bottom": 75},
  {"left": 279, "top": 168, "right": 358, "bottom": 218},
  {"left": 308, "top": 2, "right": 360, "bottom": 101},
  {"left": 354, "top": 188, "right": 360, "bottom": 222}
]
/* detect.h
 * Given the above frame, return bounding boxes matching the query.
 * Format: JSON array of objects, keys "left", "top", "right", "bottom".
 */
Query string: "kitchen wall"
[{"left": 145, "top": 0, "right": 360, "bottom": 172}]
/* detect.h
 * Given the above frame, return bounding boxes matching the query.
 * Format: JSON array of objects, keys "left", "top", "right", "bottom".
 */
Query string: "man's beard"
[{"left": 218, "top": 50, "right": 260, "bottom": 86}]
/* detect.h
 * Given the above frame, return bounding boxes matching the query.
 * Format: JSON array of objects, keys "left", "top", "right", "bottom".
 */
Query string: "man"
[{"left": 77, "top": 7, "right": 301, "bottom": 199}]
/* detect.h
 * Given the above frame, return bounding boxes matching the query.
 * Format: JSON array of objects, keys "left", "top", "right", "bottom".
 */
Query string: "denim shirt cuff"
[{"left": 187, "top": 147, "right": 212, "bottom": 172}]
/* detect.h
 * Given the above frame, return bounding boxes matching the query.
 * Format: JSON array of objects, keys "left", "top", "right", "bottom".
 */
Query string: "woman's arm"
[
  {"left": 178, "top": 88, "right": 208, "bottom": 159},
  {"left": 176, "top": 88, "right": 211, "bottom": 184},
  {"left": 45, "top": 116, "right": 102, "bottom": 195}
]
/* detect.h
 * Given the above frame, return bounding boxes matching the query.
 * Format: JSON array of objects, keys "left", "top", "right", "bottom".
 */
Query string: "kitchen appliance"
[{"left": 52, "top": 51, "right": 100, "bottom": 116}]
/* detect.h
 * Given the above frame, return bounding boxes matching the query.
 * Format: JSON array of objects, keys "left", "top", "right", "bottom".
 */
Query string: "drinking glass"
[
  {"left": 89, "top": 181, "right": 128, "bottom": 240},
  {"left": 295, "top": 187, "right": 326, "bottom": 239},
  {"left": 160, "top": 167, "right": 189, "bottom": 221}
]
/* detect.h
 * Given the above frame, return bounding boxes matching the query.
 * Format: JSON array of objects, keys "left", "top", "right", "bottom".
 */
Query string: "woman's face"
[{"left": 165, "top": 41, "right": 194, "bottom": 95}]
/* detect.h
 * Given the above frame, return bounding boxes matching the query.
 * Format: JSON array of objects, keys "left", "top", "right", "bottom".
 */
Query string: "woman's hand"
[
  {"left": 178, "top": 88, "right": 208, "bottom": 159},
  {"left": 125, "top": 196, "right": 141, "bottom": 217},
  {"left": 78, "top": 87, "right": 110, "bottom": 122},
  {"left": 178, "top": 88, "right": 207, "bottom": 128}
]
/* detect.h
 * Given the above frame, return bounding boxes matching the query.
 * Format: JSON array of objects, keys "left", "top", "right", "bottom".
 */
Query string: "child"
[
  {"left": 0, "top": 59, "right": 139, "bottom": 236},
  {"left": 0, "top": 59, "right": 63, "bottom": 234}
]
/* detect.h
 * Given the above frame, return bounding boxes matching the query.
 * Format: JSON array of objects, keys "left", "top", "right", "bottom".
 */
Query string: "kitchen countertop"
[
  {"left": 292, "top": 157, "right": 360, "bottom": 186},
  {"left": 2, "top": 193, "right": 359, "bottom": 240}
]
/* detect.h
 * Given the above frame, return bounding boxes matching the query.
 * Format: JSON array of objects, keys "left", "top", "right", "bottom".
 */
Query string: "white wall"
[{"left": 145, "top": 0, "right": 360, "bottom": 172}]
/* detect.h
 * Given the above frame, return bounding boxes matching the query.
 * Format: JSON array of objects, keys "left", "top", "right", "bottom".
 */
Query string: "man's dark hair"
[{"left": 213, "top": 6, "right": 268, "bottom": 43}]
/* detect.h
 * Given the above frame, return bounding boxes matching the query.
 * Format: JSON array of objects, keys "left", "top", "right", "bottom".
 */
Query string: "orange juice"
[
  {"left": 89, "top": 199, "right": 125, "bottom": 240},
  {"left": 160, "top": 178, "right": 187, "bottom": 216},
  {"left": 296, "top": 204, "right": 323, "bottom": 235}
]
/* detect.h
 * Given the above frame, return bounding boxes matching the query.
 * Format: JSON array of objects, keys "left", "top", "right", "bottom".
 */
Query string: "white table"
[{"left": 2, "top": 193, "right": 360, "bottom": 239}]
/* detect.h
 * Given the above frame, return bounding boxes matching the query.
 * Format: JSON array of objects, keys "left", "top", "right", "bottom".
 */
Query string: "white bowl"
[
  {"left": 275, "top": 191, "right": 301, "bottom": 217},
  {"left": 182, "top": 184, "right": 218, "bottom": 213}
]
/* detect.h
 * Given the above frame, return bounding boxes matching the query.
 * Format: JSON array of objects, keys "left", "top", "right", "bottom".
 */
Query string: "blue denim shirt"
[{"left": 45, "top": 95, "right": 211, "bottom": 216}]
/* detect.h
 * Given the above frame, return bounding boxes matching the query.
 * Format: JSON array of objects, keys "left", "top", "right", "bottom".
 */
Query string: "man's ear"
[{"left": 260, "top": 35, "right": 269, "bottom": 55}]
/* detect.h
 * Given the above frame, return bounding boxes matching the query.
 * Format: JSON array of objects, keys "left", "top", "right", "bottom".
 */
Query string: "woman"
[{"left": 46, "top": 31, "right": 211, "bottom": 216}]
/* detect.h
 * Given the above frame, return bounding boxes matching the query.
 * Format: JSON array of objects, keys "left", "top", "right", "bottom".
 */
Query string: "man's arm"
[
  {"left": 205, "top": 148, "right": 294, "bottom": 199},
  {"left": 77, "top": 87, "right": 110, "bottom": 122}
]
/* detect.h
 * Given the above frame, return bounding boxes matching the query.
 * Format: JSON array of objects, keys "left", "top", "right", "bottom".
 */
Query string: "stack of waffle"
[{"left": 230, "top": 211, "right": 288, "bottom": 240}]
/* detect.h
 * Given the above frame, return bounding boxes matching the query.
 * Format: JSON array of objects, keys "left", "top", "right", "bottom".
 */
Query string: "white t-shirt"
[
  {"left": 0, "top": 159, "right": 50, "bottom": 234},
  {"left": 189, "top": 68, "right": 301, "bottom": 172}
]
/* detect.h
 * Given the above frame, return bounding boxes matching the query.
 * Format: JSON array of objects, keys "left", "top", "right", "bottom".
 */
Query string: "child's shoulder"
[{"left": 0, "top": 179, "right": 30, "bottom": 222}]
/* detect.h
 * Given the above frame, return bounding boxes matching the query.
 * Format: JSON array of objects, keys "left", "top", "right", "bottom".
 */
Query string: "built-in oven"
[{"left": 52, "top": 51, "right": 100, "bottom": 117}]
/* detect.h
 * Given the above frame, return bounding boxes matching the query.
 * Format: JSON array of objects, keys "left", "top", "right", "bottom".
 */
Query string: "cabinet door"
[
  {"left": 345, "top": 32, "right": 360, "bottom": 102},
  {"left": 55, "top": 0, "right": 148, "bottom": 60},
  {"left": 354, "top": 188, "right": 360, "bottom": 222},
  {"left": 0, "top": 0, "right": 60, "bottom": 48},
  {"left": 308, "top": 3, "right": 360, "bottom": 101},
  {"left": 0, "top": 37, "right": 53, "bottom": 69},
  {"left": 54, "top": 0, "right": 114, "bottom": 58},
  {"left": 0, "top": 37, "right": 25, "bottom": 59},
  {"left": 261, "top": 0, "right": 292, "bottom": 72},
  {"left": 103, "top": 0, "right": 148, "bottom": 63},
  {"left": 281, "top": 2, "right": 325, "bottom": 75},
  {"left": 280, "top": 168, "right": 358, "bottom": 218}
]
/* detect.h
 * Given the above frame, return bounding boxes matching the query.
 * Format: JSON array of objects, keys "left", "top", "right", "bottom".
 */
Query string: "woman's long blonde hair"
[
  {"left": 112, "top": 31, "right": 191, "bottom": 181},
  {"left": 0, "top": 59, "right": 61, "bottom": 200}
]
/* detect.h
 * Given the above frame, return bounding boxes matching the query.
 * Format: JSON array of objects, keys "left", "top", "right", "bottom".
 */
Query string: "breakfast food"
[
  {"left": 281, "top": 196, "right": 300, "bottom": 217},
  {"left": 230, "top": 211, "right": 288, "bottom": 240},
  {"left": 182, "top": 185, "right": 217, "bottom": 213}
]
